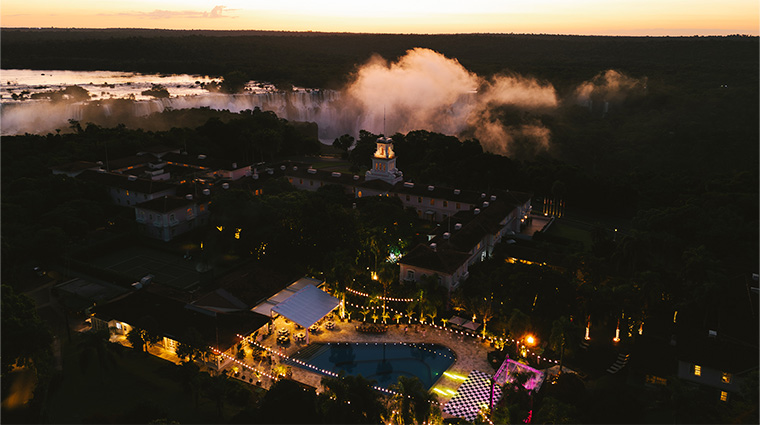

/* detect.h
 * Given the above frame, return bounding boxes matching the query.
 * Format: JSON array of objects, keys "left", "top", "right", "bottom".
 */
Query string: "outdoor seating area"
[{"left": 277, "top": 327, "right": 290, "bottom": 345}]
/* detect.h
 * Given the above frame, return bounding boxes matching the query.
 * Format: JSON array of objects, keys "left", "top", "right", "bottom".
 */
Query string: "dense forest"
[{"left": 1, "top": 29, "right": 757, "bottom": 424}]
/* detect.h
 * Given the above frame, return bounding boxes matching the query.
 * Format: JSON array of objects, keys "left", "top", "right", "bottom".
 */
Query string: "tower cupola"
[{"left": 365, "top": 136, "right": 403, "bottom": 185}]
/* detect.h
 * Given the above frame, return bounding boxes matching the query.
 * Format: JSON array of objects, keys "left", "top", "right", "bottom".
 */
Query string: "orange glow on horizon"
[{"left": 2, "top": 1, "right": 758, "bottom": 36}]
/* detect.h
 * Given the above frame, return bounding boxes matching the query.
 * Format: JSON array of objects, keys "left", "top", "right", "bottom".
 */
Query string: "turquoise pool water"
[{"left": 288, "top": 342, "right": 456, "bottom": 389}]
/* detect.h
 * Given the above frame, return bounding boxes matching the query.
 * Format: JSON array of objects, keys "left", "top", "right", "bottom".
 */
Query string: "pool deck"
[{"left": 225, "top": 315, "right": 497, "bottom": 407}]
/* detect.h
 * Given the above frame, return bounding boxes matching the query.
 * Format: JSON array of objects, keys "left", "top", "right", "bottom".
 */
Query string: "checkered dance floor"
[{"left": 443, "top": 370, "right": 503, "bottom": 422}]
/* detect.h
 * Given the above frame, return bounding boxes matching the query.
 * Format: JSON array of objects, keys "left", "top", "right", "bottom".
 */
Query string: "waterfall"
[{"left": 1, "top": 90, "right": 361, "bottom": 140}]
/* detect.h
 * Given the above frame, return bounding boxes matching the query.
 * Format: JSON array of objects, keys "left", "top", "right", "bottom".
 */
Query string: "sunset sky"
[{"left": 2, "top": 0, "right": 758, "bottom": 36}]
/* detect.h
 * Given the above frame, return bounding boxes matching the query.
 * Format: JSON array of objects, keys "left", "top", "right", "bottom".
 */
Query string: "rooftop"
[
  {"left": 136, "top": 196, "right": 196, "bottom": 213},
  {"left": 94, "top": 290, "right": 269, "bottom": 352},
  {"left": 400, "top": 243, "right": 471, "bottom": 275},
  {"left": 78, "top": 169, "right": 177, "bottom": 194}
]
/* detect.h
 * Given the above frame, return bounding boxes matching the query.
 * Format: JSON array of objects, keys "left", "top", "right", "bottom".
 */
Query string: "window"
[
  {"left": 443, "top": 200, "right": 448, "bottom": 207},
  {"left": 299, "top": 179, "right": 303, "bottom": 184},
  {"left": 722, "top": 372, "right": 732, "bottom": 383},
  {"left": 456, "top": 202, "right": 461, "bottom": 209},
  {"left": 358, "top": 191, "right": 362, "bottom": 198},
  {"left": 407, "top": 270, "right": 415, "bottom": 280},
  {"left": 288, "top": 177, "right": 293, "bottom": 183},
  {"left": 693, "top": 365, "right": 702, "bottom": 376},
  {"left": 186, "top": 207, "right": 194, "bottom": 219},
  {"left": 125, "top": 190, "right": 130, "bottom": 196},
  {"left": 720, "top": 391, "right": 728, "bottom": 402},
  {"left": 418, "top": 197, "right": 422, "bottom": 203},
  {"left": 430, "top": 199, "right": 435, "bottom": 205},
  {"left": 169, "top": 213, "right": 176, "bottom": 223},
  {"left": 309, "top": 180, "right": 313, "bottom": 186},
  {"left": 406, "top": 195, "right": 410, "bottom": 201},
  {"left": 200, "top": 204, "right": 205, "bottom": 212}
]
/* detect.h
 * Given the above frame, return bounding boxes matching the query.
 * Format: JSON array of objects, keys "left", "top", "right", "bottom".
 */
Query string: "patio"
[{"left": 223, "top": 313, "right": 499, "bottom": 408}]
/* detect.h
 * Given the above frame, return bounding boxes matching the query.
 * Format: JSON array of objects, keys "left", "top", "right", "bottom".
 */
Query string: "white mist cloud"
[
  {"left": 341, "top": 48, "right": 558, "bottom": 156},
  {"left": 575, "top": 69, "right": 647, "bottom": 105}
]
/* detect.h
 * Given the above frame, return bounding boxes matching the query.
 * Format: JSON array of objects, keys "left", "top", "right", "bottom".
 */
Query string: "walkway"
[{"left": 225, "top": 315, "right": 498, "bottom": 407}]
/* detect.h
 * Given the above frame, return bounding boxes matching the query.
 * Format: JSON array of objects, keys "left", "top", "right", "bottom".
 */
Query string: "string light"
[
  {"left": 343, "top": 302, "right": 560, "bottom": 365},
  {"left": 211, "top": 347, "right": 277, "bottom": 380},
  {"left": 227, "top": 305, "right": 562, "bottom": 416},
  {"left": 236, "top": 334, "right": 448, "bottom": 407},
  {"left": 346, "top": 287, "right": 416, "bottom": 302}
]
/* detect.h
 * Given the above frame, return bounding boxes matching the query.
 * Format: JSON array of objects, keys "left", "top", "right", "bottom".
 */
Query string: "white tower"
[{"left": 365, "top": 137, "right": 403, "bottom": 185}]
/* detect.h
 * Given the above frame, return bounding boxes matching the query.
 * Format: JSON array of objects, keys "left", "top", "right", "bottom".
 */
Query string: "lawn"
[
  {"left": 45, "top": 334, "right": 246, "bottom": 424},
  {"left": 543, "top": 220, "right": 594, "bottom": 248}
]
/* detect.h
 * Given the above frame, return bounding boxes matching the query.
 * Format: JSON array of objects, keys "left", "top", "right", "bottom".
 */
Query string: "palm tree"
[
  {"left": 382, "top": 311, "right": 391, "bottom": 324},
  {"left": 427, "top": 308, "right": 438, "bottom": 326},
  {"left": 549, "top": 316, "right": 578, "bottom": 374},
  {"left": 388, "top": 375, "right": 441, "bottom": 425},
  {"left": 361, "top": 308, "right": 370, "bottom": 322},
  {"left": 394, "top": 312, "right": 403, "bottom": 325},
  {"left": 405, "top": 305, "right": 415, "bottom": 324},
  {"left": 371, "top": 313, "right": 379, "bottom": 323}
]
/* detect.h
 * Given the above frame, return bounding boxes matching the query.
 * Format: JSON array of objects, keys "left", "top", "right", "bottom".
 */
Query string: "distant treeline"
[{"left": 2, "top": 29, "right": 757, "bottom": 91}]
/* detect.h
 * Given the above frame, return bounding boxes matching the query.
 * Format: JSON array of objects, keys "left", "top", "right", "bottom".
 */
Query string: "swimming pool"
[{"left": 289, "top": 342, "right": 456, "bottom": 389}]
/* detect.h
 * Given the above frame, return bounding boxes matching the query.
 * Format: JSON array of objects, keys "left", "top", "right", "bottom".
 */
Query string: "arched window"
[{"left": 407, "top": 270, "right": 415, "bottom": 280}]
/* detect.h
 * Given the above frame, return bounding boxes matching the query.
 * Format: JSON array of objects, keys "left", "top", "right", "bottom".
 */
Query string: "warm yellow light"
[
  {"left": 216, "top": 225, "right": 223, "bottom": 232},
  {"left": 371, "top": 271, "right": 378, "bottom": 280},
  {"left": 433, "top": 388, "right": 447, "bottom": 395},
  {"left": 694, "top": 365, "right": 702, "bottom": 376},
  {"left": 525, "top": 335, "right": 535, "bottom": 345},
  {"left": 584, "top": 325, "right": 591, "bottom": 340},
  {"left": 443, "top": 371, "right": 467, "bottom": 381}
]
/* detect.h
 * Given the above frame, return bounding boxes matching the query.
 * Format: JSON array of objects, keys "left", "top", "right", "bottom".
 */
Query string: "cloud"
[{"left": 106, "top": 5, "right": 236, "bottom": 19}]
